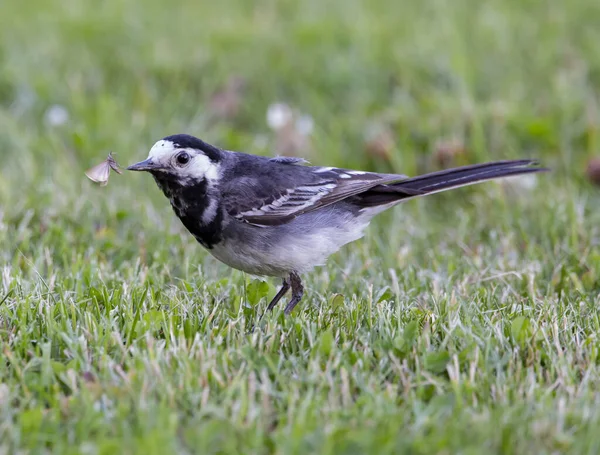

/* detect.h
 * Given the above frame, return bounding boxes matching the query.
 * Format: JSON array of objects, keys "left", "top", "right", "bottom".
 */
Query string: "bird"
[{"left": 127, "top": 134, "right": 546, "bottom": 315}]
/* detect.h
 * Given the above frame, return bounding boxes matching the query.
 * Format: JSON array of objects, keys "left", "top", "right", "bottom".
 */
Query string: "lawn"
[{"left": 1, "top": 0, "right": 600, "bottom": 453}]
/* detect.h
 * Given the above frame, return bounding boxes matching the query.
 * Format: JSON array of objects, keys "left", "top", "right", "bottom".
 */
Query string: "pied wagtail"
[{"left": 127, "top": 134, "right": 546, "bottom": 315}]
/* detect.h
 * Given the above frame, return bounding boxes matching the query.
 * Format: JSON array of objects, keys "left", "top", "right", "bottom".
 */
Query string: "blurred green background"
[{"left": 2, "top": 0, "right": 600, "bottom": 453}]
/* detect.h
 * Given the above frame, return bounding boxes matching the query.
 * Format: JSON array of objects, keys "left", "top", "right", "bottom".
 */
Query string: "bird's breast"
[{"left": 170, "top": 199, "right": 224, "bottom": 249}]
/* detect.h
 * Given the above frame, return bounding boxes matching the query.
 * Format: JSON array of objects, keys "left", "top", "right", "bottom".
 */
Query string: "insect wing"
[
  {"left": 85, "top": 160, "right": 111, "bottom": 186},
  {"left": 106, "top": 152, "right": 123, "bottom": 174}
]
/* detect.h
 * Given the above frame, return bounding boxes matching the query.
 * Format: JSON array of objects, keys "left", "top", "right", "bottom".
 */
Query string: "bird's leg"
[
  {"left": 283, "top": 272, "right": 304, "bottom": 315},
  {"left": 254, "top": 278, "right": 290, "bottom": 328},
  {"left": 266, "top": 278, "right": 291, "bottom": 312}
]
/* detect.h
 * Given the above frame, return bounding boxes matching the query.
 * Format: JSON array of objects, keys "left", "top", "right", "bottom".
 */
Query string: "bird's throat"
[{"left": 153, "top": 175, "right": 223, "bottom": 249}]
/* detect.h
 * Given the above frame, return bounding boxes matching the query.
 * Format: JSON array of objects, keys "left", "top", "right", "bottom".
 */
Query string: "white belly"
[{"left": 207, "top": 205, "right": 376, "bottom": 277}]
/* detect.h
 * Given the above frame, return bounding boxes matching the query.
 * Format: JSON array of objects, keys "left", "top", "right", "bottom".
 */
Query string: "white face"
[{"left": 148, "top": 140, "right": 220, "bottom": 183}]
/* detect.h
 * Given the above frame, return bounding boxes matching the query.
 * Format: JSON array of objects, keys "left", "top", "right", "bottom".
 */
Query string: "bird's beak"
[{"left": 126, "top": 158, "right": 159, "bottom": 172}]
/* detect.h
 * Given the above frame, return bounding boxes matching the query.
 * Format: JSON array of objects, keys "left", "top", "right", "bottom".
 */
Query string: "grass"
[{"left": 1, "top": 0, "right": 600, "bottom": 452}]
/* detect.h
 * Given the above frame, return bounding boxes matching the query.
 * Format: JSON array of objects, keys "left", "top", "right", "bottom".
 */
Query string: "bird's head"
[{"left": 127, "top": 134, "right": 222, "bottom": 187}]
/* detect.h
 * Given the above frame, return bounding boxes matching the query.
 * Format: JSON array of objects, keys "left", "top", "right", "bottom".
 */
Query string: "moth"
[{"left": 85, "top": 152, "right": 122, "bottom": 186}]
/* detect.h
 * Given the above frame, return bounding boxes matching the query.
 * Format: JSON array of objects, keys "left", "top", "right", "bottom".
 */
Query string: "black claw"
[
  {"left": 266, "top": 278, "right": 291, "bottom": 312},
  {"left": 258, "top": 272, "right": 304, "bottom": 322},
  {"left": 257, "top": 278, "right": 291, "bottom": 324},
  {"left": 283, "top": 272, "right": 304, "bottom": 315}
]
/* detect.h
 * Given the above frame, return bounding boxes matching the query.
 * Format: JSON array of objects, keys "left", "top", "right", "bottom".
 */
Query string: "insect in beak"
[
  {"left": 85, "top": 152, "right": 123, "bottom": 186},
  {"left": 126, "top": 158, "right": 159, "bottom": 172}
]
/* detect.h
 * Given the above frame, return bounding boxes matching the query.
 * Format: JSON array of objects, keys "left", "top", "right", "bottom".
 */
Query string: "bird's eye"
[{"left": 175, "top": 152, "right": 190, "bottom": 166}]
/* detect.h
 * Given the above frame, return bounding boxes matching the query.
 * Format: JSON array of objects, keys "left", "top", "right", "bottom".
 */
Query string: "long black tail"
[{"left": 358, "top": 160, "right": 548, "bottom": 206}]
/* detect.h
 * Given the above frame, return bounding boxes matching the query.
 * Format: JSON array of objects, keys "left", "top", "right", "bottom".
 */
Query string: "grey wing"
[{"left": 222, "top": 162, "right": 407, "bottom": 226}]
